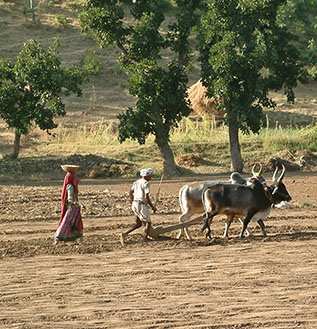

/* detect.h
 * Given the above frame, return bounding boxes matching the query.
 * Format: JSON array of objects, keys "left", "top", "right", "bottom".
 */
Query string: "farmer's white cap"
[{"left": 140, "top": 168, "right": 154, "bottom": 177}]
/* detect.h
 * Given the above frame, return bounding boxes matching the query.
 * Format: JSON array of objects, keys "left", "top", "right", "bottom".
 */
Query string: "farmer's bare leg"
[
  {"left": 144, "top": 222, "right": 152, "bottom": 241},
  {"left": 120, "top": 216, "right": 142, "bottom": 246},
  {"left": 125, "top": 215, "right": 142, "bottom": 235}
]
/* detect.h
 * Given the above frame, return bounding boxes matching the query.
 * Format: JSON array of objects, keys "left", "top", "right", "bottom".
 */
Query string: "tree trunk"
[
  {"left": 227, "top": 106, "right": 244, "bottom": 172},
  {"left": 155, "top": 135, "right": 179, "bottom": 176},
  {"left": 11, "top": 130, "right": 21, "bottom": 160},
  {"left": 30, "top": 0, "right": 35, "bottom": 22}
]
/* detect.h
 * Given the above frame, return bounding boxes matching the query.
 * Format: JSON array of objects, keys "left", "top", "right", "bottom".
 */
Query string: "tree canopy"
[
  {"left": 80, "top": 0, "right": 200, "bottom": 175},
  {"left": 279, "top": 0, "right": 317, "bottom": 78},
  {"left": 0, "top": 38, "right": 86, "bottom": 158},
  {"left": 197, "top": 0, "right": 305, "bottom": 171}
]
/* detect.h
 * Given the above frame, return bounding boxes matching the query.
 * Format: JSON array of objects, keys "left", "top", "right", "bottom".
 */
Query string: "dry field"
[
  {"left": 1, "top": 172, "right": 317, "bottom": 329},
  {"left": 1, "top": 2, "right": 317, "bottom": 328}
]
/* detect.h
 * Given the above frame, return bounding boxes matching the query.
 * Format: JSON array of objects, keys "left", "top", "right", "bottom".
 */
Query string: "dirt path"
[{"left": 1, "top": 173, "right": 317, "bottom": 328}]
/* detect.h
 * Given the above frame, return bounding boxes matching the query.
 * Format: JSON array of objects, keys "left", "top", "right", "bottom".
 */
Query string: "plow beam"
[{"left": 148, "top": 215, "right": 203, "bottom": 239}]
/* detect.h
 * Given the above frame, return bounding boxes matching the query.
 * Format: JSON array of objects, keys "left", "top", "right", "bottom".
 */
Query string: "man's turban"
[{"left": 140, "top": 168, "right": 154, "bottom": 177}]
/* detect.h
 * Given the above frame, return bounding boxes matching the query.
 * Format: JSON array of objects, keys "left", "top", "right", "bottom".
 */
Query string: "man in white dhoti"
[{"left": 120, "top": 168, "right": 157, "bottom": 245}]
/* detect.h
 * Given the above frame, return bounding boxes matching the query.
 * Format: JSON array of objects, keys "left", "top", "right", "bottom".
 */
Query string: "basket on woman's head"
[{"left": 61, "top": 164, "right": 80, "bottom": 173}]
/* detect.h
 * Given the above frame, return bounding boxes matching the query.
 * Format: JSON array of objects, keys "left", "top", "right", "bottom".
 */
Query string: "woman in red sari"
[{"left": 54, "top": 165, "right": 84, "bottom": 245}]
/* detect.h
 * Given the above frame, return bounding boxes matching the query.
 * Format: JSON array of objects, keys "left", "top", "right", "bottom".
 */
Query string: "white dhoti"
[{"left": 132, "top": 201, "right": 151, "bottom": 223}]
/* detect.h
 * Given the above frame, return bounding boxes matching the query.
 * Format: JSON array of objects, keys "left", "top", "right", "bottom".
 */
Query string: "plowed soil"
[{"left": 1, "top": 172, "right": 317, "bottom": 328}]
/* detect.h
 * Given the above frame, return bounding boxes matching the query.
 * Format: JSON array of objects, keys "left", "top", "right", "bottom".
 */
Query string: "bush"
[
  {"left": 56, "top": 14, "right": 69, "bottom": 29},
  {"left": 82, "top": 50, "right": 104, "bottom": 75}
]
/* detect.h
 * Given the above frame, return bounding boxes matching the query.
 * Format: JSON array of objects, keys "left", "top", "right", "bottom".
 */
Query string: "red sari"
[{"left": 54, "top": 172, "right": 83, "bottom": 241}]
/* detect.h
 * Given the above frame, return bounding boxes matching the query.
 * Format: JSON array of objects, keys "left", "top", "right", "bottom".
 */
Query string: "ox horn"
[
  {"left": 252, "top": 162, "right": 263, "bottom": 176},
  {"left": 272, "top": 164, "right": 286, "bottom": 183}
]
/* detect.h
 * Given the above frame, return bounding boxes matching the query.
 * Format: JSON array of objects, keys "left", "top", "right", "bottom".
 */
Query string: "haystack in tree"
[{"left": 187, "top": 79, "right": 224, "bottom": 120}]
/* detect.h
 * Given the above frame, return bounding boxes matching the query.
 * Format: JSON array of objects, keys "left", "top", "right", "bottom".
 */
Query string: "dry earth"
[{"left": 1, "top": 172, "right": 317, "bottom": 328}]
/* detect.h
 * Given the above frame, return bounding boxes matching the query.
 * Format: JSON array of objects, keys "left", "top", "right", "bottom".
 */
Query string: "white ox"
[{"left": 177, "top": 164, "right": 267, "bottom": 240}]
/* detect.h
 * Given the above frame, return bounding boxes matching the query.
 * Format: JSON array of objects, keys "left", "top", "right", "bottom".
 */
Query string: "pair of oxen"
[{"left": 177, "top": 163, "right": 292, "bottom": 240}]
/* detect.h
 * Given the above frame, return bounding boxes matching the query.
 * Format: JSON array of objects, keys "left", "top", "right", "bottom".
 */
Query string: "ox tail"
[
  {"left": 178, "top": 185, "right": 189, "bottom": 214},
  {"left": 201, "top": 219, "right": 209, "bottom": 233},
  {"left": 201, "top": 187, "right": 211, "bottom": 233},
  {"left": 201, "top": 186, "right": 210, "bottom": 214}
]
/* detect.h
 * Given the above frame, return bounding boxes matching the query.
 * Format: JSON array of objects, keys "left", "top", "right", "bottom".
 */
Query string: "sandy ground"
[{"left": 1, "top": 172, "right": 317, "bottom": 328}]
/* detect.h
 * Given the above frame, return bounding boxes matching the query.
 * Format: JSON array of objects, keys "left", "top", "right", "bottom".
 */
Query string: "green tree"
[
  {"left": 197, "top": 0, "right": 305, "bottom": 172},
  {"left": 0, "top": 38, "right": 85, "bottom": 159},
  {"left": 80, "top": 0, "right": 199, "bottom": 175},
  {"left": 278, "top": 0, "right": 317, "bottom": 78}
]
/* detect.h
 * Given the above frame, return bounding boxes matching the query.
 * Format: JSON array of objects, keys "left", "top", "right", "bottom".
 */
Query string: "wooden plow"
[{"left": 147, "top": 215, "right": 203, "bottom": 239}]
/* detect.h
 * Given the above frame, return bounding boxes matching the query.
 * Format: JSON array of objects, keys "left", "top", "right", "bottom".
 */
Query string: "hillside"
[
  {"left": 0, "top": 0, "right": 317, "bottom": 180},
  {"left": 0, "top": 0, "right": 135, "bottom": 116}
]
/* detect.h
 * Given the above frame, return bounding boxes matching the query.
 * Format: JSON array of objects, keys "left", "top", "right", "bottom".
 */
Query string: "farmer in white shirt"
[{"left": 120, "top": 168, "right": 157, "bottom": 246}]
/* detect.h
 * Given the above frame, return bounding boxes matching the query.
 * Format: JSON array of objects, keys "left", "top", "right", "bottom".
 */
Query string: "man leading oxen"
[{"left": 201, "top": 165, "right": 291, "bottom": 239}]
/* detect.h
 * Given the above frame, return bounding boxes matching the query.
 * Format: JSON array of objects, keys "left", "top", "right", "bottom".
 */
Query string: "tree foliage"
[
  {"left": 80, "top": 0, "right": 200, "bottom": 175},
  {"left": 197, "top": 0, "right": 305, "bottom": 171},
  {"left": 0, "top": 38, "right": 86, "bottom": 158},
  {"left": 278, "top": 0, "right": 317, "bottom": 79},
  {"left": 118, "top": 60, "right": 190, "bottom": 144}
]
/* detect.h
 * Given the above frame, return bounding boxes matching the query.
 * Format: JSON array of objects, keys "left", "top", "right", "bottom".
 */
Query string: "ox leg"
[
  {"left": 201, "top": 213, "right": 213, "bottom": 240},
  {"left": 257, "top": 219, "right": 267, "bottom": 237},
  {"left": 184, "top": 224, "right": 193, "bottom": 241},
  {"left": 177, "top": 212, "right": 193, "bottom": 240},
  {"left": 239, "top": 213, "right": 254, "bottom": 239},
  {"left": 201, "top": 213, "right": 209, "bottom": 233},
  {"left": 223, "top": 215, "right": 234, "bottom": 238},
  {"left": 237, "top": 218, "right": 253, "bottom": 237}
]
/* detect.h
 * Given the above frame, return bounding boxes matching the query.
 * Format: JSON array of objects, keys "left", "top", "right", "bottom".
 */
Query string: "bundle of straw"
[{"left": 187, "top": 80, "right": 224, "bottom": 119}]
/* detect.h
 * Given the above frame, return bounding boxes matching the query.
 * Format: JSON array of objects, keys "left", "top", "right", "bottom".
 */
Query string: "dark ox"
[
  {"left": 201, "top": 165, "right": 291, "bottom": 239},
  {"left": 177, "top": 163, "right": 266, "bottom": 240}
]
